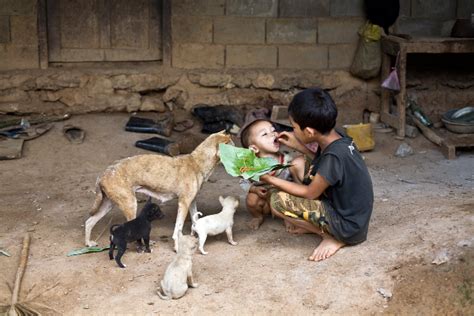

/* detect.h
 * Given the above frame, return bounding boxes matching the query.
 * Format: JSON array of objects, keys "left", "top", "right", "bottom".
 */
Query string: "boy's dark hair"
[{"left": 288, "top": 88, "right": 337, "bottom": 135}]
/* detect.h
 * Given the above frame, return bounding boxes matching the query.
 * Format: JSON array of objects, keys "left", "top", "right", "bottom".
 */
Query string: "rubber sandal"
[
  {"left": 135, "top": 137, "right": 180, "bottom": 156},
  {"left": 173, "top": 119, "right": 194, "bottom": 132},
  {"left": 63, "top": 124, "right": 85, "bottom": 144}
]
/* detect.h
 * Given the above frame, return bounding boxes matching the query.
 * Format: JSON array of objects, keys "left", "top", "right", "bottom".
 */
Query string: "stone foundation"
[
  {"left": 0, "top": 66, "right": 381, "bottom": 125},
  {"left": 2, "top": 64, "right": 473, "bottom": 126}
]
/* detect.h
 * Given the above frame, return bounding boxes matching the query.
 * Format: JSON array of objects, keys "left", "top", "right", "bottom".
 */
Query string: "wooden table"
[{"left": 380, "top": 36, "right": 474, "bottom": 138}]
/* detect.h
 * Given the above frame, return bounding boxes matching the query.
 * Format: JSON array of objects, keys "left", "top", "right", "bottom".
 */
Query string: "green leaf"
[
  {"left": 67, "top": 246, "right": 110, "bottom": 257},
  {"left": 219, "top": 144, "right": 291, "bottom": 181}
]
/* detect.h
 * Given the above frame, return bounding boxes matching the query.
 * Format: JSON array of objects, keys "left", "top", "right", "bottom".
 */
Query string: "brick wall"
[
  {"left": 0, "top": 0, "right": 39, "bottom": 70},
  {"left": 171, "top": 0, "right": 365, "bottom": 70}
]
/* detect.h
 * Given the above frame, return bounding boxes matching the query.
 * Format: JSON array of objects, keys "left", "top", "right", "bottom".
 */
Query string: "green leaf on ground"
[{"left": 67, "top": 246, "right": 110, "bottom": 257}]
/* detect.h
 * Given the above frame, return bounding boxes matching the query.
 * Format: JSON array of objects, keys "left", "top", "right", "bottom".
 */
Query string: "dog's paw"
[
  {"left": 199, "top": 249, "right": 208, "bottom": 255},
  {"left": 230, "top": 241, "right": 238, "bottom": 246},
  {"left": 86, "top": 241, "right": 98, "bottom": 247},
  {"left": 145, "top": 248, "right": 152, "bottom": 253},
  {"left": 190, "top": 282, "right": 199, "bottom": 288}
]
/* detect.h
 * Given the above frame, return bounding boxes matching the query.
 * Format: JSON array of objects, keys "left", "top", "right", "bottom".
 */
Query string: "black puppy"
[{"left": 109, "top": 197, "right": 164, "bottom": 268}]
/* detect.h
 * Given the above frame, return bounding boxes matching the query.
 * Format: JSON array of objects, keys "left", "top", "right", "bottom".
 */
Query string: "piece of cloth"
[
  {"left": 270, "top": 191, "right": 332, "bottom": 235},
  {"left": 305, "top": 132, "right": 374, "bottom": 245}
]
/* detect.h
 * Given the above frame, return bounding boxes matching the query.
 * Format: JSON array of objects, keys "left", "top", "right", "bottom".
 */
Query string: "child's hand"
[
  {"left": 277, "top": 131, "right": 301, "bottom": 150},
  {"left": 252, "top": 186, "right": 268, "bottom": 199}
]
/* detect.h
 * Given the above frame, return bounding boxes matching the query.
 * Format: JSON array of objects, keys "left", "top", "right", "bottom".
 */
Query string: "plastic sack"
[
  {"left": 344, "top": 123, "right": 375, "bottom": 152},
  {"left": 350, "top": 22, "right": 382, "bottom": 80},
  {"left": 381, "top": 68, "right": 400, "bottom": 91}
]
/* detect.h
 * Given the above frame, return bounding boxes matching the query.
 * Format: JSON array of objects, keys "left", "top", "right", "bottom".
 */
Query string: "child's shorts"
[{"left": 270, "top": 191, "right": 332, "bottom": 235}]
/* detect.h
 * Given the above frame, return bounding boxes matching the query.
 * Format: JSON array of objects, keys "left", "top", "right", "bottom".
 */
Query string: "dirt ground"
[{"left": 0, "top": 111, "right": 473, "bottom": 315}]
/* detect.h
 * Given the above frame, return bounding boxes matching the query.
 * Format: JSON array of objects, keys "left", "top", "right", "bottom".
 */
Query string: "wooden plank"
[
  {"left": 37, "top": 0, "right": 48, "bottom": 69},
  {"left": 162, "top": 0, "right": 172, "bottom": 66},
  {"left": 46, "top": 0, "right": 61, "bottom": 61},
  {"left": 98, "top": 0, "right": 110, "bottom": 49},
  {"left": 380, "top": 112, "right": 399, "bottom": 129}
]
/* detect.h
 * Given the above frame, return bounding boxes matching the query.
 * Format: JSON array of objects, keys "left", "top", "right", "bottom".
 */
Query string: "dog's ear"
[{"left": 219, "top": 195, "right": 224, "bottom": 205}]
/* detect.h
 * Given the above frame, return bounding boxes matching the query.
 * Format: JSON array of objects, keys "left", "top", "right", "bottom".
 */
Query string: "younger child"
[
  {"left": 239, "top": 118, "right": 306, "bottom": 230},
  {"left": 260, "top": 88, "right": 374, "bottom": 262}
]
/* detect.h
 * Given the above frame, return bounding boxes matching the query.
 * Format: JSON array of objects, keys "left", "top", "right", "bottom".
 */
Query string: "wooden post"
[{"left": 396, "top": 48, "right": 407, "bottom": 138}]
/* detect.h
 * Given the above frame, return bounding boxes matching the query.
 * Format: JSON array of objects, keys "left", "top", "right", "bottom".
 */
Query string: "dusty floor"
[{"left": 0, "top": 111, "right": 473, "bottom": 315}]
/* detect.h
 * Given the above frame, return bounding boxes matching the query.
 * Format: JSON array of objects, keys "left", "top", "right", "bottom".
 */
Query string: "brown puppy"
[{"left": 84, "top": 131, "right": 232, "bottom": 251}]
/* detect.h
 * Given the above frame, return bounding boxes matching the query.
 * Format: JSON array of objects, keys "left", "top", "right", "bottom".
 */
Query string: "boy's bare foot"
[
  {"left": 247, "top": 217, "right": 264, "bottom": 230},
  {"left": 308, "top": 236, "right": 344, "bottom": 261}
]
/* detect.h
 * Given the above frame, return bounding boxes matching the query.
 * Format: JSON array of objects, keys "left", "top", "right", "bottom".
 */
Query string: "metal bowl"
[{"left": 441, "top": 107, "right": 474, "bottom": 134}]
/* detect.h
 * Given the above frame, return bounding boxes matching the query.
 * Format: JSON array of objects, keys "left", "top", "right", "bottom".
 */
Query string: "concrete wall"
[
  {"left": 0, "top": 0, "right": 39, "bottom": 70},
  {"left": 0, "top": 0, "right": 473, "bottom": 125},
  {"left": 171, "top": 0, "right": 364, "bottom": 70}
]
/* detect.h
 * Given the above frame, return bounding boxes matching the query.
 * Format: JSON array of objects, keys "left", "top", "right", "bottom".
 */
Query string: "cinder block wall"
[
  {"left": 171, "top": 0, "right": 365, "bottom": 70},
  {"left": 396, "top": 0, "right": 474, "bottom": 36},
  {"left": 0, "top": 0, "right": 39, "bottom": 70}
]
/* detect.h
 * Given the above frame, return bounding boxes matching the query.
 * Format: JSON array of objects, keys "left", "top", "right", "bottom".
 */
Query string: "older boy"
[{"left": 260, "top": 88, "right": 374, "bottom": 261}]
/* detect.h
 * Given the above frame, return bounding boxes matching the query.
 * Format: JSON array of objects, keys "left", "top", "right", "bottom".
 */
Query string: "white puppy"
[
  {"left": 191, "top": 195, "right": 239, "bottom": 255},
  {"left": 157, "top": 234, "right": 198, "bottom": 300}
]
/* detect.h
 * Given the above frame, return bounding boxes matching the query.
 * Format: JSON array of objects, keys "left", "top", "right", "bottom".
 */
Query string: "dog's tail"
[
  {"left": 192, "top": 211, "right": 203, "bottom": 224},
  {"left": 109, "top": 224, "right": 121, "bottom": 237},
  {"left": 157, "top": 282, "right": 171, "bottom": 300},
  {"left": 90, "top": 179, "right": 105, "bottom": 216},
  {"left": 190, "top": 212, "right": 203, "bottom": 235}
]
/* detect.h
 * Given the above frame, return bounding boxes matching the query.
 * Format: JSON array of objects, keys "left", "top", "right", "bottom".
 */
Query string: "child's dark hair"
[
  {"left": 240, "top": 119, "right": 268, "bottom": 148},
  {"left": 288, "top": 88, "right": 337, "bottom": 135}
]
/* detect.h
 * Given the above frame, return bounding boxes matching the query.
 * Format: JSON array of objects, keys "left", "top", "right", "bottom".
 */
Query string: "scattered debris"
[
  {"left": 432, "top": 249, "right": 449, "bottom": 265},
  {"left": 457, "top": 239, "right": 472, "bottom": 247},
  {"left": 63, "top": 125, "right": 85, "bottom": 144},
  {"left": 0, "top": 138, "right": 24, "bottom": 160},
  {"left": 135, "top": 137, "right": 180, "bottom": 156},
  {"left": 0, "top": 249, "right": 11, "bottom": 257},
  {"left": 395, "top": 142, "right": 414, "bottom": 157},
  {"left": 173, "top": 119, "right": 194, "bottom": 132},
  {"left": 404, "top": 124, "right": 419, "bottom": 138},
  {"left": 125, "top": 115, "right": 173, "bottom": 137},
  {"left": 0, "top": 234, "right": 58, "bottom": 315},
  {"left": 377, "top": 288, "right": 393, "bottom": 300}
]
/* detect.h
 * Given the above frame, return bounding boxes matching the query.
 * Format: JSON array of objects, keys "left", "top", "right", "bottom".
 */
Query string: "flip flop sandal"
[
  {"left": 63, "top": 124, "right": 85, "bottom": 144},
  {"left": 173, "top": 119, "right": 194, "bottom": 132}
]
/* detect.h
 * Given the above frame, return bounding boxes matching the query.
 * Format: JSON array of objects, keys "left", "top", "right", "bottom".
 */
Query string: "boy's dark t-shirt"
[{"left": 306, "top": 134, "right": 374, "bottom": 245}]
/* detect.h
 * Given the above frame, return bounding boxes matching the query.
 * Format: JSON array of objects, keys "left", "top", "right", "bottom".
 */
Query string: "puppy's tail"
[
  {"left": 157, "top": 283, "right": 171, "bottom": 300},
  {"left": 191, "top": 212, "right": 202, "bottom": 235},
  {"left": 109, "top": 224, "right": 120, "bottom": 237},
  {"left": 192, "top": 212, "right": 203, "bottom": 223}
]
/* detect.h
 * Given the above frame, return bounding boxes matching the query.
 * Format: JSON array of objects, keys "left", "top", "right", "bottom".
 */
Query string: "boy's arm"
[{"left": 260, "top": 173, "right": 329, "bottom": 200}]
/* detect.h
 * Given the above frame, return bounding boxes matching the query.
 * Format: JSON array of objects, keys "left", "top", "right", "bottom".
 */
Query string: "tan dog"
[
  {"left": 84, "top": 131, "right": 233, "bottom": 251},
  {"left": 157, "top": 234, "right": 198, "bottom": 300}
]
